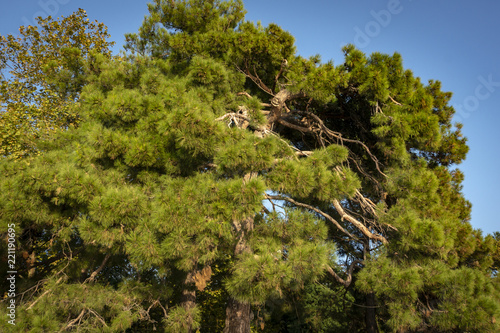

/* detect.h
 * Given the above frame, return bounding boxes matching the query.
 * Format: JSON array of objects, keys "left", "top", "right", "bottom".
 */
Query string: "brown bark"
[
  {"left": 325, "top": 260, "right": 362, "bottom": 288},
  {"left": 224, "top": 199, "right": 255, "bottom": 332},
  {"left": 28, "top": 251, "right": 36, "bottom": 278},
  {"left": 365, "top": 292, "right": 378, "bottom": 333},
  {"left": 223, "top": 297, "right": 251, "bottom": 333},
  {"left": 363, "top": 239, "right": 378, "bottom": 333},
  {"left": 181, "top": 270, "right": 197, "bottom": 333},
  {"left": 268, "top": 89, "right": 306, "bottom": 125}
]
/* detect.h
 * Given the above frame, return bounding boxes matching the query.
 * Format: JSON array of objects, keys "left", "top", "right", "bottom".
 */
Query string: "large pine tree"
[{"left": 1, "top": 1, "right": 499, "bottom": 332}]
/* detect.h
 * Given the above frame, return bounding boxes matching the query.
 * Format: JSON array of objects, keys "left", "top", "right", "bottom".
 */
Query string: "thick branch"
[
  {"left": 267, "top": 89, "right": 306, "bottom": 125},
  {"left": 388, "top": 95, "right": 402, "bottom": 106},
  {"left": 270, "top": 90, "right": 306, "bottom": 108},
  {"left": 326, "top": 260, "right": 362, "bottom": 288},
  {"left": 84, "top": 253, "right": 111, "bottom": 284},
  {"left": 332, "top": 199, "right": 387, "bottom": 244},
  {"left": 276, "top": 117, "right": 313, "bottom": 133}
]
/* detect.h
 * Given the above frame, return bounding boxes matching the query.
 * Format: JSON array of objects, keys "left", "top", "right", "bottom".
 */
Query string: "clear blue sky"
[{"left": 1, "top": 0, "right": 499, "bottom": 235}]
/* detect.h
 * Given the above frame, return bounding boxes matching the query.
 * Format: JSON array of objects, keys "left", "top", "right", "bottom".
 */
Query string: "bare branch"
[
  {"left": 354, "top": 189, "right": 379, "bottom": 218},
  {"left": 18, "top": 278, "right": 47, "bottom": 304},
  {"left": 295, "top": 150, "right": 313, "bottom": 157},
  {"left": 235, "top": 63, "right": 274, "bottom": 96},
  {"left": 215, "top": 112, "right": 250, "bottom": 123},
  {"left": 265, "top": 194, "right": 359, "bottom": 241},
  {"left": 237, "top": 91, "right": 253, "bottom": 99},
  {"left": 332, "top": 199, "right": 387, "bottom": 244},
  {"left": 215, "top": 112, "right": 253, "bottom": 129},
  {"left": 84, "top": 253, "right": 111, "bottom": 284},
  {"left": 292, "top": 110, "right": 387, "bottom": 178},
  {"left": 388, "top": 95, "right": 402, "bottom": 106},
  {"left": 26, "top": 276, "right": 64, "bottom": 310},
  {"left": 326, "top": 260, "right": 362, "bottom": 288},
  {"left": 347, "top": 156, "right": 383, "bottom": 193},
  {"left": 60, "top": 308, "right": 86, "bottom": 332},
  {"left": 273, "top": 59, "right": 288, "bottom": 91},
  {"left": 87, "top": 308, "right": 108, "bottom": 327}
]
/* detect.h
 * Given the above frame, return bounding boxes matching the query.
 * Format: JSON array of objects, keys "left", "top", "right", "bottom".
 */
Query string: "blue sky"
[{"left": 1, "top": 0, "right": 499, "bottom": 235}]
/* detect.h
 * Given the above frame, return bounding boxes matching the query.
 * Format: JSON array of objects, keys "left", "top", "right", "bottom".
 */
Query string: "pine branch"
[{"left": 26, "top": 276, "right": 64, "bottom": 310}]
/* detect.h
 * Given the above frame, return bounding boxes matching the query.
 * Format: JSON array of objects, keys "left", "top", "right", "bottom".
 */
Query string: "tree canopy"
[
  {"left": 1, "top": 1, "right": 499, "bottom": 332},
  {"left": 0, "top": 8, "right": 114, "bottom": 159}
]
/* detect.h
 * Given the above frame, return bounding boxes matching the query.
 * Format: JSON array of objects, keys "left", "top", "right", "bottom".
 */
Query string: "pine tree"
[{"left": 1, "top": 1, "right": 499, "bottom": 332}]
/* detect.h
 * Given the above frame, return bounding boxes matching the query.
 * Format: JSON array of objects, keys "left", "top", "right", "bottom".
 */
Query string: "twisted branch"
[
  {"left": 265, "top": 194, "right": 358, "bottom": 241},
  {"left": 326, "top": 260, "right": 362, "bottom": 288},
  {"left": 84, "top": 253, "right": 111, "bottom": 284},
  {"left": 331, "top": 199, "right": 387, "bottom": 244},
  {"left": 294, "top": 110, "right": 387, "bottom": 178}
]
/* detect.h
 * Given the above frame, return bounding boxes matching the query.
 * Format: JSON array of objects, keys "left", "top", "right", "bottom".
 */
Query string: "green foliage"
[
  {"left": 0, "top": 278, "right": 145, "bottom": 332},
  {"left": 164, "top": 305, "right": 201, "bottom": 333},
  {"left": 0, "top": 9, "right": 114, "bottom": 159},
  {"left": 0, "top": 1, "right": 498, "bottom": 332},
  {"left": 300, "top": 283, "right": 356, "bottom": 332},
  {"left": 215, "top": 133, "right": 293, "bottom": 174},
  {"left": 267, "top": 145, "right": 359, "bottom": 201},
  {"left": 226, "top": 210, "right": 332, "bottom": 303}
]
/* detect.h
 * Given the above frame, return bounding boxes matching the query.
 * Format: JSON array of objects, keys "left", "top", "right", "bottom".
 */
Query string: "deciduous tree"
[{"left": 0, "top": 8, "right": 114, "bottom": 159}]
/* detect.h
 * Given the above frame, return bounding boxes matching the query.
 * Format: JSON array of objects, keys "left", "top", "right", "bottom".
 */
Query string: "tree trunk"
[
  {"left": 365, "top": 292, "right": 378, "bottom": 333},
  {"left": 224, "top": 209, "right": 255, "bottom": 333},
  {"left": 223, "top": 297, "right": 251, "bottom": 333},
  {"left": 181, "top": 270, "right": 197, "bottom": 333},
  {"left": 363, "top": 238, "right": 378, "bottom": 333}
]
